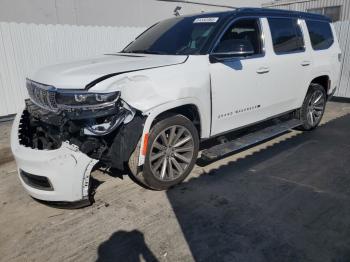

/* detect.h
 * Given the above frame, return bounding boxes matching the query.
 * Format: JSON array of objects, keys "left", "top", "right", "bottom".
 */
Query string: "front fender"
[{"left": 137, "top": 98, "right": 210, "bottom": 166}]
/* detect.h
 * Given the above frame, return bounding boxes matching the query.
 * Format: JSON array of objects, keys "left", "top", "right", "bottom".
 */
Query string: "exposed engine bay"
[{"left": 19, "top": 99, "right": 145, "bottom": 170}]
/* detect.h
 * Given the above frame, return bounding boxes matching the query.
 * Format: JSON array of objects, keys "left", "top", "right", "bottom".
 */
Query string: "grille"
[{"left": 26, "top": 79, "right": 58, "bottom": 112}]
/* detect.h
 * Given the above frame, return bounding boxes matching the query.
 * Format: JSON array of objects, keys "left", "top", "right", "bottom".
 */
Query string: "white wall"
[
  {"left": 0, "top": 22, "right": 145, "bottom": 116},
  {"left": 334, "top": 21, "right": 350, "bottom": 98},
  {"left": 0, "top": 0, "right": 266, "bottom": 27}
]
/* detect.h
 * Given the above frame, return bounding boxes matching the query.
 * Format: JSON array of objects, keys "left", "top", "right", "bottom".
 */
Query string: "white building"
[
  {"left": 263, "top": 0, "right": 349, "bottom": 22},
  {"left": 0, "top": 0, "right": 266, "bottom": 27}
]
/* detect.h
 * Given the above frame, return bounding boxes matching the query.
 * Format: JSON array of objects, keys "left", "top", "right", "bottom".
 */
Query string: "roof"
[
  {"left": 237, "top": 7, "right": 331, "bottom": 21},
  {"left": 182, "top": 7, "right": 331, "bottom": 22}
]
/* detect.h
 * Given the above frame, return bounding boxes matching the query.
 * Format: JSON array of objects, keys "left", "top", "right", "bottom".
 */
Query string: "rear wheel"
[
  {"left": 129, "top": 115, "right": 199, "bottom": 190},
  {"left": 298, "top": 83, "right": 326, "bottom": 131}
]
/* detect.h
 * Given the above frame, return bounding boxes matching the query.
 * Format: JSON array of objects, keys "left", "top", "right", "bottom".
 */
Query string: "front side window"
[
  {"left": 306, "top": 20, "right": 334, "bottom": 50},
  {"left": 268, "top": 18, "right": 305, "bottom": 54},
  {"left": 213, "top": 18, "right": 263, "bottom": 56},
  {"left": 123, "top": 16, "right": 224, "bottom": 55}
]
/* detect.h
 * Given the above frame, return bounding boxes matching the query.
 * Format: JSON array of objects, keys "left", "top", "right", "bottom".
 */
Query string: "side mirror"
[{"left": 210, "top": 39, "right": 255, "bottom": 63}]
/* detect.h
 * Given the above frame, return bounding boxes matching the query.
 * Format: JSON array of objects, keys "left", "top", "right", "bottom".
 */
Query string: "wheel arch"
[
  {"left": 137, "top": 98, "right": 209, "bottom": 166},
  {"left": 310, "top": 75, "right": 330, "bottom": 96},
  {"left": 150, "top": 104, "right": 201, "bottom": 137}
]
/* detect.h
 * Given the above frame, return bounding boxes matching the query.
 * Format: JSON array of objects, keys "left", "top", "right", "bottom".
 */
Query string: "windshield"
[{"left": 122, "top": 16, "right": 224, "bottom": 55}]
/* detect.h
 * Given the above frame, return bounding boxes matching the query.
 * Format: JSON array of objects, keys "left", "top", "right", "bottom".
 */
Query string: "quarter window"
[
  {"left": 268, "top": 18, "right": 305, "bottom": 54},
  {"left": 306, "top": 20, "right": 334, "bottom": 50}
]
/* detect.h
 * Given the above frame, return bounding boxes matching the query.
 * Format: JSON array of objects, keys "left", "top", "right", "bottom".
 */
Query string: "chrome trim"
[
  {"left": 212, "top": 51, "right": 255, "bottom": 56},
  {"left": 26, "top": 79, "right": 59, "bottom": 112}
]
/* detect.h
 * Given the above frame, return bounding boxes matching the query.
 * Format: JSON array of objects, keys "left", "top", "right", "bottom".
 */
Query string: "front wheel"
[
  {"left": 129, "top": 115, "right": 199, "bottom": 190},
  {"left": 298, "top": 83, "right": 327, "bottom": 131}
]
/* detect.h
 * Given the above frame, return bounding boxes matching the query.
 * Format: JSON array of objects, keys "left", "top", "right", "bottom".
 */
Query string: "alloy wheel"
[
  {"left": 306, "top": 90, "right": 325, "bottom": 127},
  {"left": 149, "top": 125, "right": 195, "bottom": 182}
]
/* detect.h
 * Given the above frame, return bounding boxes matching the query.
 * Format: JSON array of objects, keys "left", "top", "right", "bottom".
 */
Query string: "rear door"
[{"left": 264, "top": 17, "right": 312, "bottom": 111}]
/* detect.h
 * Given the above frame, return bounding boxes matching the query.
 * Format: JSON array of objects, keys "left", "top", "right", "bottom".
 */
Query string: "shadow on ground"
[
  {"left": 95, "top": 114, "right": 350, "bottom": 262},
  {"left": 165, "top": 113, "right": 350, "bottom": 262},
  {"left": 96, "top": 230, "right": 159, "bottom": 262}
]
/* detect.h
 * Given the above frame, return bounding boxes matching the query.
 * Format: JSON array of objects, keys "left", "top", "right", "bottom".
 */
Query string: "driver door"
[{"left": 210, "top": 18, "right": 272, "bottom": 135}]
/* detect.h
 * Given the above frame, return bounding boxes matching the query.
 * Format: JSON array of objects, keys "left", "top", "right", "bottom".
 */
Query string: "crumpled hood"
[{"left": 31, "top": 54, "right": 188, "bottom": 89}]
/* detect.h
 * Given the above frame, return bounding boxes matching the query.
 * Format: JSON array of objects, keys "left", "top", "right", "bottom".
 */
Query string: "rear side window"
[
  {"left": 268, "top": 18, "right": 304, "bottom": 54},
  {"left": 306, "top": 20, "right": 334, "bottom": 50}
]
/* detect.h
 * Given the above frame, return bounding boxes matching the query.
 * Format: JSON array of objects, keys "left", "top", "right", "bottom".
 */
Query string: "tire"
[
  {"left": 128, "top": 114, "right": 199, "bottom": 190},
  {"left": 298, "top": 83, "right": 327, "bottom": 131}
]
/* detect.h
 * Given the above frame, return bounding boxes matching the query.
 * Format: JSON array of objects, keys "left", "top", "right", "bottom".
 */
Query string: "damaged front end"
[
  {"left": 13, "top": 79, "right": 145, "bottom": 204},
  {"left": 21, "top": 100, "right": 144, "bottom": 168}
]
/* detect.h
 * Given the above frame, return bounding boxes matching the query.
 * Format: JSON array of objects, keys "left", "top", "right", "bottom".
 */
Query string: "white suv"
[{"left": 11, "top": 8, "right": 341, "bottom": 206}]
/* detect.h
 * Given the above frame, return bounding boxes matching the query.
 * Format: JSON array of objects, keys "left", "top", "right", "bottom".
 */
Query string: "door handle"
[
  {"left": 256, "top": 67, "right": 270, "bottom": 74},
  {"left": 301, "top": 61, "right": 311, "bottom": 66}
]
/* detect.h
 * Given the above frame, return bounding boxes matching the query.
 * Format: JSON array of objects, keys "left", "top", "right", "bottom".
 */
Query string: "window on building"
[
  {"left": 268, "top": 18, "right": 304, "bottom": 54},
  {"left": 306, "top": 20, "right": 334, "bottom": 50},
  {"left": 325, "top": 6, "right": 342, "bottom": 22},
  {"left": 308, "top": 6, "right": 342, "bottom": 22},
  {"left": 308, "top": 8, "right": 323, "bottom": 15}
]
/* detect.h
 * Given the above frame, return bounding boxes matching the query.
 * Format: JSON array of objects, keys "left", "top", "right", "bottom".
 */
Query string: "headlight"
[
  {"left": 55, "top": 91, "right": 120, "bottom": 110},
  {"left": 26, "top": 79, "right": 121, "bottom": 112}
]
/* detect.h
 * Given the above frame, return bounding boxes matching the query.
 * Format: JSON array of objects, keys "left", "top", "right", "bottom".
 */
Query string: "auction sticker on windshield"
[{"left": 193, "top": 17, "right": 219, "bottom": 23}]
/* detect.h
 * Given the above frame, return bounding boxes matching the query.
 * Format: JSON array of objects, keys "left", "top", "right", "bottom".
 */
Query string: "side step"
[{"left": 201, "top": 119, "right": 302, "bottom": 161}]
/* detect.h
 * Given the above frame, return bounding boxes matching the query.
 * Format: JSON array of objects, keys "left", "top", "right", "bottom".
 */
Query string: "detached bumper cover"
[{"left": 11, "top": 110, "right": 98, "bottom": 202}]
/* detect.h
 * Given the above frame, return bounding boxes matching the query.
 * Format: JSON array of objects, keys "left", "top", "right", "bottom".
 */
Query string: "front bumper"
[{"left": 11, "top": 109, "right": 98, "bottom": 203}]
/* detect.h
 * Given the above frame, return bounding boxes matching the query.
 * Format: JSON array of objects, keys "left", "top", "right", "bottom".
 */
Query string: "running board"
[{"left": 201, "top": 119, "right": 302, "bottom": 161}]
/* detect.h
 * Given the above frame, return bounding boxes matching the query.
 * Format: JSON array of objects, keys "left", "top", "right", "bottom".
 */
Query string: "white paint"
[
  {"left": 10, "top": 15, "right": 342, "bottom": 203},
  {"left": 11, "top": 110, "right": 99, "bottom": 202},
  {"left": 31, "top": 54, "right": 188, "bottom": 89}
]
